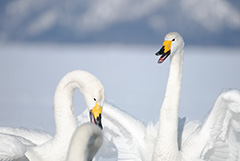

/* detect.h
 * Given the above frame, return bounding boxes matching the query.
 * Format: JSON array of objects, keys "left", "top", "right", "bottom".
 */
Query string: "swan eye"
[
  {"left": 94, "top": 98, "right": 97, "bottom": 101},
  {"left": 172, "top": 39, "right": 175, "bottom": 41}
]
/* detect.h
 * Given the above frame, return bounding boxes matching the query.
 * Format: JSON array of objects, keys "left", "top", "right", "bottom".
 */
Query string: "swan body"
[
  {"left": 0, "top": 70, "right": 105, "bottom": 161},
  {"left": 67, "top": 123, "right": 103, "bottom": 161}
]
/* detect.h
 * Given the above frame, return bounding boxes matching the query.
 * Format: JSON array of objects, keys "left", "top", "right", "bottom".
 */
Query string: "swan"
[
  {"left": 66, "top": 123, "right": 103, "bottom": 161},
  {"left": 76, "top": 32, "right": 240, "bottom": 161},
  {"left": 153, "top": 32, "right": 240, "bottom": 160},
  {"left": 0, "top": 70, "right": 105, "bottom": 161}
]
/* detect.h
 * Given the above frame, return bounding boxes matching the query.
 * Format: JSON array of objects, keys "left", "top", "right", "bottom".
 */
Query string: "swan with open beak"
[{"left": 155, "top": 39, "right": 174, "bottom": 63}]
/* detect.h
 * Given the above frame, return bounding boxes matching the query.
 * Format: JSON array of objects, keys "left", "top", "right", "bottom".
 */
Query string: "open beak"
[
  {"left": 89, "top": 102, "right": 103, "bottom": 129},
  {"left": 155, "top": 40, "right": 172, "bottom": 63}
]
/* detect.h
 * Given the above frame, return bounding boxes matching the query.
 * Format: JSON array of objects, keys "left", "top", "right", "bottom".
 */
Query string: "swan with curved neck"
[
  {"left": 25, "top": 70, "right": 105, "bottom": 161},
  {"left": 67, "top": 123, "right": 103, "bottom": 161}
]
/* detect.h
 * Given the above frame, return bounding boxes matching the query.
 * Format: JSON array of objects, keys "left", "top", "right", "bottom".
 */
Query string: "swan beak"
[
  {"left": 89, "top": 102, "right": 103, "bottom": 129},
  {"left": 155, "top": 40, "right": 172, "bottom": 63}
]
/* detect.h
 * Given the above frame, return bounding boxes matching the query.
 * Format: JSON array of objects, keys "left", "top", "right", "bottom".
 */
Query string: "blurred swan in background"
[
  {"left": 0, "top": 70, "right": 105, "bottom": 161},
  {"left": 67, "top": 123, "right": 103, "bottom": 161}
]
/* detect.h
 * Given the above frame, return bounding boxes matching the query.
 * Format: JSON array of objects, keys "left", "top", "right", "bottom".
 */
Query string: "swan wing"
[
  {"left": 78, "top": 102, "right": 149, "bottom": 161},
  {"left": 0, "top": 132, "right": 33, "bottom": 161},
  {"left": 177, "top": 117, "right": 201, "bottom": 150},
  {"left": 0, "top": 127, "right": 52, "bottom": 145},
  {"left": 0, "top": 127, "right": 52, "bottom": 160},
  {"left": 182, "top": 89, "right": 240, "bottom": 161}
]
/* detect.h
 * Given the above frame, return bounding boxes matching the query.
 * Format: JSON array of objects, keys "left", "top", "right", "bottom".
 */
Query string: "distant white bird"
[
  {"left": 67, "top": 123, "right": 103, "bottom": 161},
  {"left": 0, "top": 70, "right": 105, "bottom": 161},
  {"left": 78, "top": 32, "right": 240, "bottom": 161}
]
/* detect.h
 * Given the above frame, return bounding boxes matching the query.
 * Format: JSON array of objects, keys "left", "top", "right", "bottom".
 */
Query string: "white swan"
[
  {"left": 67, "top": 123, "right": 103, "bottom": 161},
  {"left": 153, "top": 32, "right": 240, "bottom": 160},
  {"left": 0, "top": 70, "right": 105, "bottom": 161},
  {"left": 76, "top": 32, "right": 240, "bottom": 161}
]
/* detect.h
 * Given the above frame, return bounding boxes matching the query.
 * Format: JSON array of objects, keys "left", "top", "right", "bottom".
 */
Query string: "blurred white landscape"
[{"left": 0, "top": 43, "right": 239, "bottom": 134}]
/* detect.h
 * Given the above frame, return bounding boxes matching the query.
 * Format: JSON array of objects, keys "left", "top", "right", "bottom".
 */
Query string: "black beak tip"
[
  {"left": 155, "top": 46, "right": 165, "bottom": 56},
  {"left": 98, "top": 122, "right": 103, "bottom": 130},
  {"left": 95, "top": 114, "right": 103, "bottom": 129},
  {"left": 89, "top": 111, "right": 103, "bottom": 130},
  {"left": 96, "top": 114, "right": 103, "bottom": 130},
  {"left": 155, "top": 52, "right": 161, "bottom": 56}
]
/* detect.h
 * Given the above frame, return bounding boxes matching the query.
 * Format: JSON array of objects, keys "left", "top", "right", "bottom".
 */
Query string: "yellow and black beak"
[
  {"left": 155, "top": 40, "right": 172, "bottom": 63},
  {"left": 89, "top": 102, "right": 103, "bottom": 129}
]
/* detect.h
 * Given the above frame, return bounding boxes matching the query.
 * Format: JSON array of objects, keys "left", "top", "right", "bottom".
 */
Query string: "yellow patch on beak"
[
  {"left": 91, "top": 102, "right": 102, "bottom": 119},
  {"left": 162, "top": 40, "right": 172, "bottom": 53}
]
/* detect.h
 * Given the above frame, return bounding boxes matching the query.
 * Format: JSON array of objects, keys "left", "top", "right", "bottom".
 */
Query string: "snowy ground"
[{"left": 0, "top": 43, "right": 239, "bottom": 134}]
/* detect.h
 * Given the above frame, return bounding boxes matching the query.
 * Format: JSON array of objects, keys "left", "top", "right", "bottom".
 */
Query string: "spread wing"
[
  {"left": 0, "top": 127, "right": 52, "bottom": 161},
  {"left": 182, "top": 89, "right": 240, "bottom": 161},
  {"left": 0, "top": 132, "right": 29, "bottom": 161},
  {"left": 77, "top": 102, "right": 154, "bottom": 161}
]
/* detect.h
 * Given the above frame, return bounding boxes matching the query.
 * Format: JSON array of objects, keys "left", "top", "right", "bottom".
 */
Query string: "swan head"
[
  {"left": 79, "top": 73, "right": 105, "bottom": 129},
  {"left": 67, "top": 70, "right": 105, "bottom": 129},
  {"left": 89, "top": 99, "right": 103, "bottom": 129},
  {"left": 155, "top": 32, "right": 184, "bottom": 63},
  {"left": 54, "top": 70, "right": 105, "bottom": 133},
  {"left": 82, "top": 82, "right": 105, "bottom": 129}
]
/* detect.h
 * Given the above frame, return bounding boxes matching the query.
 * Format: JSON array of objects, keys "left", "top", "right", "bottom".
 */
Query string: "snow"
[{"left": 0, "top": 43, "right": 239, "bottom": 134}]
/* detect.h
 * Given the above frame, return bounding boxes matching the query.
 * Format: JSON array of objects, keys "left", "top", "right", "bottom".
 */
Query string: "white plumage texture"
[
  {"left": 76, "top": 89, "right": 240, "bottom": 161},
  {"left": 0, "top": 133, "right": 26, "bottom": 161},
  {"left": 0, "top": 86, "right": 240, "bottom": 161},
  {"left": 0, "top": 127, "right": 51, "bottom": 161},
  {"left": 200, "top": 89, "right": 240, "bottom": 161}
]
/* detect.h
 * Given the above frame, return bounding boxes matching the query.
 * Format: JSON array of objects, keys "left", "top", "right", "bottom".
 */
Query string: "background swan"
[
  {"left": 77, "top": 32, "right": 240, "bottom": 161},
  {"left": 0, "top": 70, "right": 105, "bottom": 161},
  {"left": 67, "top": 123, "right": 103, "bottom": 161}
]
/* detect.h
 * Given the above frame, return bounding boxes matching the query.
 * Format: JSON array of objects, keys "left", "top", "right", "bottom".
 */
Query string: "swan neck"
[
  {"left": 153, "top": 49, "right": 183, "bottom": 160},
  {"left": 53, "top": 80, "right": 83, "bottom": 138}
]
